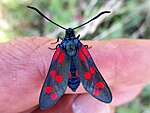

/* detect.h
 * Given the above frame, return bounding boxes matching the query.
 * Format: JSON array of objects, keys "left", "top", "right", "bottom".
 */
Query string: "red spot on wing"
[
  {"left": 90, "top": 66, "right": 95, "bottom": 75},
  {"left": 84, "top": 72, "right": 92, "bottom": 80},
  {"left": 50, "top": 70, "right": 56, "bottom": 77},
  {"left": 58, "top": 51, "right": 65, "bottom": 64},
  {"left": 68, "top": 72, "right": 71, "bottom": 79},
  {"left": 55, "top": 75, "right": 63, "bottom": 82},
  {"left": 76, "top": 71, "right": 79, "bottom": 77},
  {"left": 81, "top": 45, "right": 90, "bottom": 58},
  {"left": 50, "top": 93, "right": 58, "bottom": 100},
  {"left": 96, "top": 82, "right": 104, "bottom": 88},
  {"left": 44, "top": 86, "right": 53, "bottom": 93},
  {"left": 78, "top": 49, "right": 86, "bottom": 62},
  {"left": 53, "top": 48, "right": 61, "bottom": 60},
  {"left": 93, "top": 89, "right": 100, "bottom": 96}
]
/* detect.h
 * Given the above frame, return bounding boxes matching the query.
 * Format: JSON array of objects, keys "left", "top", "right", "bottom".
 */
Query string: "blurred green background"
[{"left": 0, "top": 0, "right": 150, "bottom": 112}]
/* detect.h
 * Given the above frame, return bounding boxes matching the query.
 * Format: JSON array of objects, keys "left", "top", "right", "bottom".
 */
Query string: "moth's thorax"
[
  {"left": 65, "top": 39, "right": 77, "bottom": 57},
  {"left": 60, "top": 28, "right": 78, "bottom": 57}
]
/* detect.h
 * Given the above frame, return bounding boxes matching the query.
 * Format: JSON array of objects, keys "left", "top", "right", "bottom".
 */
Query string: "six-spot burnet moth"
[{"left": 27, "top": 6, "right": 112, "bottom": 110}]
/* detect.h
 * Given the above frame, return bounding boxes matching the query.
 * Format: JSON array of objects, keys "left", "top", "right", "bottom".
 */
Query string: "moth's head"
[{"left": 65, "top": 28, "right": 75, "bottom": 38}]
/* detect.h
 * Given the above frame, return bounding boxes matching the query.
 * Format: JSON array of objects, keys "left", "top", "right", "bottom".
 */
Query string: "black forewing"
[
  {"left": 73, "top": 42, "right": 112, "bottom": 103},
  {"left": 39, "top": 47, "right": 71, "bottom": 109}
]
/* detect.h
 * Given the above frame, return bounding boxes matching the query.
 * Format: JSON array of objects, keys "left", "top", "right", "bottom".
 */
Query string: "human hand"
[{"left": 0, "top": 38, "right": 150, "bottom": 113}]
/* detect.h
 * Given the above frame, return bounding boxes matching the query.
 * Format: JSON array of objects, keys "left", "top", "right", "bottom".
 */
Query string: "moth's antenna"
[
  {"left": 73, "top": 11, "right": 111, "bottom": 30},
  {"left": 27, "top": 6, "right": 67, "bottom": 30}
]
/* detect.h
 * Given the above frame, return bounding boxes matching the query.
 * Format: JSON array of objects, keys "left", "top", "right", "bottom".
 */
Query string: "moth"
[{"left": 27, "top": 6, "right": 112, "bottom": 110}]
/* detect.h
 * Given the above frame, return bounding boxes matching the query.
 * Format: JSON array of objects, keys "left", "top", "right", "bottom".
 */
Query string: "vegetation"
[{"left": 0, "top": 0, "right": 150, "bottom": 112}]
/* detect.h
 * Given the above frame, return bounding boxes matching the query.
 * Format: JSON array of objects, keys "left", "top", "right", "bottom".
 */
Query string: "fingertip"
[{"left": 72, "top": 94, "right": 111, "bottom": 113}]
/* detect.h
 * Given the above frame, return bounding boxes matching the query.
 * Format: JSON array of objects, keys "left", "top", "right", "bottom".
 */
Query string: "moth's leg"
[
  {"left": 76, "top": 35, "right": 91, "bottom": 49},
  {"left": 84, "top": 45, "right": 92, "bottom": 49},
  {"left": 51, "top": 36, "right": 63, "bottom": 44},
  {"left": 76, "top": 34, "right": 80, "bottom": 39},
  {"left": 49, "top": 44, "right": 60, "bottom": 50}
]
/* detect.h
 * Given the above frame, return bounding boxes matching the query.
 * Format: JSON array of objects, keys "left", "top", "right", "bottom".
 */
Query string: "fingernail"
[{"left": 72, "top": 94, "right": 111, "bottom": 113}]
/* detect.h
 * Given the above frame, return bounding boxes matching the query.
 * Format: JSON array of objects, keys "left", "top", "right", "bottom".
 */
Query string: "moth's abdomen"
[
  {"left": 68, "top": 73, "right": 80, "bottom": 92},
  {"left": 68, "top": 59, "right": 80, "bottom": 92}
]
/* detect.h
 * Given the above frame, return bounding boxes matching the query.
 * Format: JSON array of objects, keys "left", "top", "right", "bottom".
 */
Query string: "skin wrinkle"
[
  {"left": 0, "top": 55, "right": 11, "bottom": 64},
  {"left": 7, "top": 40, "right": 28, "bottom": 59},
  {"left": 0, "top": 38, "right": 48, "bottom": 112},
  {"left": 29, "top": 39, "right": 45, "bottom": 54},
  {"left": 0, "top": 51, "right": 19, "bottom": 65},
  {"left": 28, "top": 38, "right": 55, "bottom": 79},
  {"left": 0, "top": 41, "right": 32, "bottom": 65},
  {"left": 6, "top": 38, "right": 50, "bottom": 61},
  {"left": 0, "top": 38, "right": 51, "bottom": 113},
  {"left": 0, "top": 38, "right": 50, "bottom": 79},
  {"left": 13, "top": 40, "right": 31, "bottom": 56}
]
